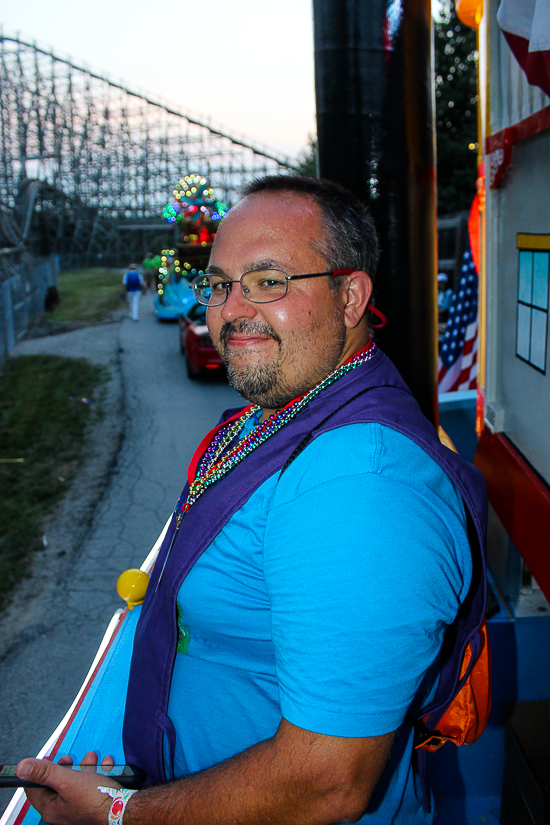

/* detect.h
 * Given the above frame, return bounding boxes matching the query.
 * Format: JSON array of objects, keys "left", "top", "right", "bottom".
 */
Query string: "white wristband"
[{"left": 98, "top": 787, "right": 138, "bottom": 825}]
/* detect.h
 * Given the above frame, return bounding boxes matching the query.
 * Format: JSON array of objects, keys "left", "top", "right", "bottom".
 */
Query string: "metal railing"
[{"left": 0, "top": 246, "right": 58, "bottom": 368}]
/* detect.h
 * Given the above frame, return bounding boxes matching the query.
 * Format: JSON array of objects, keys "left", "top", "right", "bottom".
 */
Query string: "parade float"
[{"left": 154, "top": 175, "right": 228, "bottom": 319}]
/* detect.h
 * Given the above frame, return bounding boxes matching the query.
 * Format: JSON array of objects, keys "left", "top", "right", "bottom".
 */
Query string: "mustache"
[{"left": 219, "top": 320, "right": 282, "bottom": 347}]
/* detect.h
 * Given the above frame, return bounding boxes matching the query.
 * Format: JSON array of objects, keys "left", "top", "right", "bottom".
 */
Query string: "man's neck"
[{"left": 258, "top": 335, "right": 373, "bottom": 422}]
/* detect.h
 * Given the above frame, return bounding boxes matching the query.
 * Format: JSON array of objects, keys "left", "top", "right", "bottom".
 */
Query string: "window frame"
[{"left": 515, "top": 234, "right": 550, "bottom": 375}]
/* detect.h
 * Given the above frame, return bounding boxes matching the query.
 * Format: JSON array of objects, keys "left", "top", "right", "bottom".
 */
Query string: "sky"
[
  {"left": 1, "top": 0, "right": 317, "bottom": 161},
  {"left": 1, "top": 1, "right": 442, "bottom": 162}
]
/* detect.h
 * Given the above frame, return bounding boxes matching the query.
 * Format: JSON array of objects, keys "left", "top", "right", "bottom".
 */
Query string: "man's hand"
[{"left": 16, "top": 754, "right": 121, "bottom": 825}]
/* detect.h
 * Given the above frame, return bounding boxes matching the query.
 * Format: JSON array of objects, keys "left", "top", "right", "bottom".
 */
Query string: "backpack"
[
  {"left": 414, "top": 620, "right": 491, "bottom": 752},
  {"left": 413, "top": 513, "right": 492, "bottom": 812},
  {"left": 126, "top": 271, "right": 141, "bottom": 290}
]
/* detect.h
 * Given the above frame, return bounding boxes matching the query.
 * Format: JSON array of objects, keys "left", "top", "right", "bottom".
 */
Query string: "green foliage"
[
  {"left": 294, "top": 134, "right": 318, "bottom": 177},
  {"left": 435, "top": 1, "right": 479, "bottom": 214},
  {"left": 44, "top": 268, "right": 123, "bottom": 324},
  {"left": 0, "top": 355, "right": 109, "bottom": 610}
]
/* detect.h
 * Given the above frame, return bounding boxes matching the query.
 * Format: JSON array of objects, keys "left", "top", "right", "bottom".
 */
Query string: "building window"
[{"left": 516, "top": 235, "right": 549, "bottom": 373}]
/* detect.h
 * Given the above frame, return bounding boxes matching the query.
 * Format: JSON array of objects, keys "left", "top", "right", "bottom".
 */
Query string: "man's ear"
[{"left": 341, "top": 272, "right": 373, "bottom": 329}]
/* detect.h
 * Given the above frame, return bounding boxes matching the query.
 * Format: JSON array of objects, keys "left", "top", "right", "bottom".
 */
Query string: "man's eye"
[
  {"left": 260, "top": 278, "right": 283, "bottom": 288},
  {"left": 210, "top": 281, "right": 228, "bottom": 293},
  {"left": 255, "top": 275, "right": 286, "bottom": 290}
]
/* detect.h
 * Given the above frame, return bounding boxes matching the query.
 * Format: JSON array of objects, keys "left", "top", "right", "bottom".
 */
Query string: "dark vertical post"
[{"left": 313, "top": 0, "right": 439, "bottom": 425}]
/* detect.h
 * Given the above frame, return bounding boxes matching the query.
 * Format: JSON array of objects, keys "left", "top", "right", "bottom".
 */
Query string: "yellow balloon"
[{"left": 116, "top": 568, "right": 150, "bottom": 610}]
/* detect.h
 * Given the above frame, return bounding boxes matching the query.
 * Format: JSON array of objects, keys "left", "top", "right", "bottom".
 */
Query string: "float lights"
[{"left": 163, "top": 175, "right": 222, "bottom": 224}]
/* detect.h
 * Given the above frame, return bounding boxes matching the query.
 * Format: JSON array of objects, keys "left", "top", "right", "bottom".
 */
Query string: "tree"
[
  {"left": 434, "top": 0, "right": 479, "bottom": 215},
  {"left": 294, "top": 134, "right": 318, "bottom": 177}
]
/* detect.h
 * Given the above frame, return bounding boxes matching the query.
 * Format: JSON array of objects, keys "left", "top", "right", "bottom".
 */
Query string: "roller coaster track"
[{"left": 0, "top": 34, "right": 294, "bottom": 262}]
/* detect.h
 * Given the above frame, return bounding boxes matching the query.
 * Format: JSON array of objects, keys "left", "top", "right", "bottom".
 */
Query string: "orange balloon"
[{"left": 455, "top": 0, "right": 483, "bottom": 29}]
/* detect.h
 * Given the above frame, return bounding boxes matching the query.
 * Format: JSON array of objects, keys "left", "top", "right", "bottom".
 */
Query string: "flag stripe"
[{"left": 438, "top": 245, "right": 478, "bottom": 394}]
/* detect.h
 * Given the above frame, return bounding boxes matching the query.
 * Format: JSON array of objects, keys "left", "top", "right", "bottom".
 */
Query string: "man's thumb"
[
  {"left": 16, "top": 760, "right": 35, "bottom": 778},
  {"left": 16, "top": 758, "right": 52, "bottom": 785}
]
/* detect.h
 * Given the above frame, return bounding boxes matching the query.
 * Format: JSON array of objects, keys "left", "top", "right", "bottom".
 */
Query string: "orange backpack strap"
[{"left": 415, "top": 619, "right": 492, "bottom": 752}]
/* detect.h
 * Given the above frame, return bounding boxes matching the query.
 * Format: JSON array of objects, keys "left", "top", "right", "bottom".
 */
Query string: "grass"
[
  {"left": 0, "top": 355, "right": 110, "bottom": 611},
  {"left": 44, "top": 268, "right": 124, "bottom": 324}
]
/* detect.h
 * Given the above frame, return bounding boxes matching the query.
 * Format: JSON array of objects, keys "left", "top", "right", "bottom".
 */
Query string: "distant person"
[
  {"left": 122, "top": 264, "right": 145, "bottom": 322},
  {"left": 437, "top": 274, "right": 454, "bottom": 340},
  {"left": 437, "top": 273, "right": 453, "bottom": 313},
  {"left": 142, "top": 253, "right": 157, "bottom": 292}
]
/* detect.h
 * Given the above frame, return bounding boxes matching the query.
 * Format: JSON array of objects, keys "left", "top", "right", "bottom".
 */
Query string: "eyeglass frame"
[
  {"left": 189, "top": 267, "right": 355, "bottom": 307},
  {"left": 188, "top": 267, "right": 387, "bottom": 328}
]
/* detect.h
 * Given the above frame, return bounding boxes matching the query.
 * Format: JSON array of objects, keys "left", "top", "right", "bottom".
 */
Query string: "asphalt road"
[{"left": 0, "top": 292, "right": 242, "bottom": 814}]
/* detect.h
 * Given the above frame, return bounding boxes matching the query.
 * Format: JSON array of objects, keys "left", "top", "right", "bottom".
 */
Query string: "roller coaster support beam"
[{"left": 313, "top": 0, "right": 438, "bottom": 424}]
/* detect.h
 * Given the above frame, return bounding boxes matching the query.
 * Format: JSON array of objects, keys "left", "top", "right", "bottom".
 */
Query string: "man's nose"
[{"left": 220, "top": 280, "right": 257, "bottom": 320}]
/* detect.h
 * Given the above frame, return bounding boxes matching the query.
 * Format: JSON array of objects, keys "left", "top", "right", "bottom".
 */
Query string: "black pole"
[{"left": 313, "top": 0, "right": 438, "bottom": 425}]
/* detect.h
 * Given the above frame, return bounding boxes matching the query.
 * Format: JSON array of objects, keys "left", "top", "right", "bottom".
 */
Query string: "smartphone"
[{"left": 0, "top": 763, "right": 146, "bottom": 789}]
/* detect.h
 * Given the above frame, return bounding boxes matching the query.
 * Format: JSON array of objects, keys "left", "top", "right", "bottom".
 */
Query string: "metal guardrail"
[{"left": 0, "top": 254, "right": 59, "bottom": 369}]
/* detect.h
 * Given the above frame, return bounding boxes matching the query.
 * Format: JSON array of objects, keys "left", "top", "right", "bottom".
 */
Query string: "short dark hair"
[{"left": 241, "top": 175, "right": 380, "bottom": 286}]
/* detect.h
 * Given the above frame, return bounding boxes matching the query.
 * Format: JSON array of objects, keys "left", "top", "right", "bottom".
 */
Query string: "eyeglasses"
[{"left": 190, "top": 268, "right": 354, "bottom": 307}]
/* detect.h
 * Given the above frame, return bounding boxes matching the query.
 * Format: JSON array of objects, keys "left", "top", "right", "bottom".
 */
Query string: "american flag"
[
  {"left": 438, "top": 245, "right": 478, "bottom": 393},
  {"left": 497, "top": 0, "right": 550, "bottom": 99}
]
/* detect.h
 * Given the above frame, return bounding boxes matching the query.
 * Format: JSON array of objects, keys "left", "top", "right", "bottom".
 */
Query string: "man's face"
[{"left": 206, "top": 192, "right": 351, "bottom": 414}]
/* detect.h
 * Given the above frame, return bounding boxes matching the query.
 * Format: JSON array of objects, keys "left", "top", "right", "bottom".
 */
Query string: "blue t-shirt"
[{"left": 166, "top": 423, "right": 472, "bottom": 823}]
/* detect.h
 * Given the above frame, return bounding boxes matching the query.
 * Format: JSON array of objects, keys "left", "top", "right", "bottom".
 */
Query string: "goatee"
[{"left": 218, "top": 320, "right": 296, "bottom": 408}]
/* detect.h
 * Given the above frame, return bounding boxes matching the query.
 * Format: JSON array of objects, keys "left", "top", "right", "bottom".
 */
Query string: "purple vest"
[{"left": 123, "top": 348, "right": 488, "bottom": 785}]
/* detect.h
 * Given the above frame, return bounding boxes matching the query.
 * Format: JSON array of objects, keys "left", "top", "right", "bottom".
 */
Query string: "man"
[
  {"left": 18, "top": 176, "right": 486, "bottom": 824},
  {"left": 142, "top": 253, "right": 158, "bottom": 292},
  {"left": 123, "top": 264, "right": 145, "bottom": 321}
]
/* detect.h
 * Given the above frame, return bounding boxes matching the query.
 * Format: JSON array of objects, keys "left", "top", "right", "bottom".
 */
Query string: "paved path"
[{"left": 0, "top": 293, "right": 241, "bottom": 813}]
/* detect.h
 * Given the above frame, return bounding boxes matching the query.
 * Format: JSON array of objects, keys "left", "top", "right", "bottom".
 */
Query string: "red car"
[{"left": 179, "top": 302, "right": 224, "bottom": 378}]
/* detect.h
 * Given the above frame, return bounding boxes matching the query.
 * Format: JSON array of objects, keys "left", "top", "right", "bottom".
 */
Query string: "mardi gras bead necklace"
[
  {"left": 198, "top": 407, "right": 259, "bottom": 472},
  {"left": 155, "top": 341, "right": 377, "bottom": 589},
  {"left": 175, "top": 340, "right": 378, "bottom": 521}
]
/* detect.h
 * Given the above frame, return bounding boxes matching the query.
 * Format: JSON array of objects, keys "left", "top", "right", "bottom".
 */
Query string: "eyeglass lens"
[{"left": 193, "top": 269, "right": 288, "bottom": 305}]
